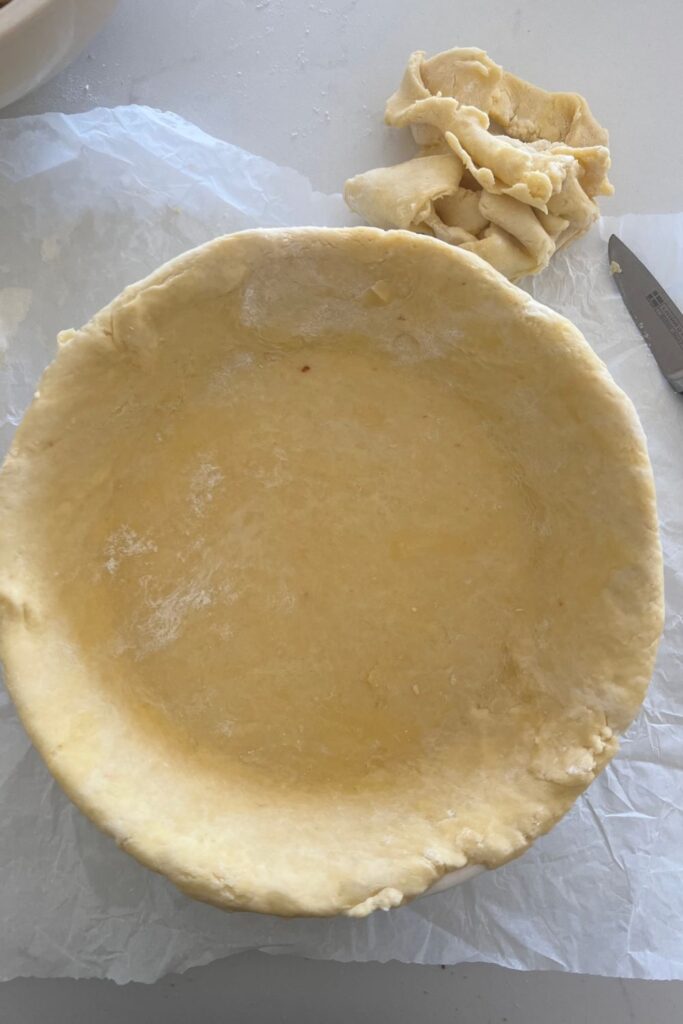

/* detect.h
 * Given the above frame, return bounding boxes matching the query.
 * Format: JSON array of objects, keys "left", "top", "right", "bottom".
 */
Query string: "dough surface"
[
  {"left": 0, "top": 228, "right": 663, "bottom": 916},
  {"left": 345, "top": 48, "right": 613, "bottom": 281}
]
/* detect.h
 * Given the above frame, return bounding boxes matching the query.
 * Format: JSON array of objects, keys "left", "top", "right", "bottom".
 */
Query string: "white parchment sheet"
[{"left": 0, "top": 107, "right": 681, "bottom": 982}]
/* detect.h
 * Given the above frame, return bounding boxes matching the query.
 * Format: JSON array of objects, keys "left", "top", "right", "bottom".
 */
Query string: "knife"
[{"left": 608, "top": 234, "right": 683, "bottom": 394}]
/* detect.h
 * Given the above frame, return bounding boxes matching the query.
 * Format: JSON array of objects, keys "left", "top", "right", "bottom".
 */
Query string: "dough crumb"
[{"left": 40, "top": 236, "right": 61, "bottom": 263}]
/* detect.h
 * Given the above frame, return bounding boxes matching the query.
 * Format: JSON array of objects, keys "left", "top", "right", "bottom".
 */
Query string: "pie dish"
[{"left": 0, "top": 227, "right": 663, "bottom": 916}]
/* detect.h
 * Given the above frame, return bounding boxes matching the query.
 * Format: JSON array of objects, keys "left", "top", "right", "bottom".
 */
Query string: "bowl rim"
[{"left": 0, "top": 0, "right": 63, "bottom": 37}]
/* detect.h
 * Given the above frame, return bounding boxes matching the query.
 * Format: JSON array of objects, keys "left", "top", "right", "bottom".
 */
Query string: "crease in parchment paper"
[{"left": 0, "top": 106, "right": 681, "bottom": 983}]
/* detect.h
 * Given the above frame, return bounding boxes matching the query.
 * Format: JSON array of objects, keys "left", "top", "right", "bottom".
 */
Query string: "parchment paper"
[{"left": 0, "top": 107, "right": 681, "bottom": 983}]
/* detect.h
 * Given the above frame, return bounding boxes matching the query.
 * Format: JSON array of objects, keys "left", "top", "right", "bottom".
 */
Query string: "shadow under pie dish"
[{"left": 0, "top": 227, "right": 663, "bottom": 917}]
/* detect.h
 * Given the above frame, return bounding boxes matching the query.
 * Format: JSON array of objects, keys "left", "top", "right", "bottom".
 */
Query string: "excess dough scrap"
[{"left": 345, "top": 47, "right": 613, "bottom": 281}]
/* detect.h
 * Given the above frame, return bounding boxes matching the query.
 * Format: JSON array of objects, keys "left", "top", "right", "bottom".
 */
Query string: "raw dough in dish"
[
  {"left": 345, "top": 48, "right": 613, "bottom": 281},
  {"left": 0, "top": 228, "right": 663, "bottom": 917}
]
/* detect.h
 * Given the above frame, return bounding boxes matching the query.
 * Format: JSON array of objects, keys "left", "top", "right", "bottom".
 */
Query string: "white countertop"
[{"left": 2, "top": 1, "right": 682, "bottom": 1019}]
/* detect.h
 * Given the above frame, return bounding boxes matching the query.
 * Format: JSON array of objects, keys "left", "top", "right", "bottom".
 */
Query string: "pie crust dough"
[
  {"left": 0, "top": 228, "right": 663, "bottom": 916},
  {"left": 345, "top": 48, "right": 613, "bottom": 281}
]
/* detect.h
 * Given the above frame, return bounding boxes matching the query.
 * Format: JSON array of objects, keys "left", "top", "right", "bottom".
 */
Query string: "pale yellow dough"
[
  {"left": 345, "top": 48, "right": 613, "bottom": 281},
  {"left": 0, "top": 228, "right": 663, "bottom": 917}
]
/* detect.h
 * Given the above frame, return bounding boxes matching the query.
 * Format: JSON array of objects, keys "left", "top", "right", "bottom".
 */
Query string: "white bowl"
[{"left": 0, "top": 0, "right": 117, "bottom": 110}]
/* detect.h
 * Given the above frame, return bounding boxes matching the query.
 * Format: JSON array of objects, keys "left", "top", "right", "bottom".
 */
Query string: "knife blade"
[{"left": 608, "top": 234, "right": 683, "bottom": 393}]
